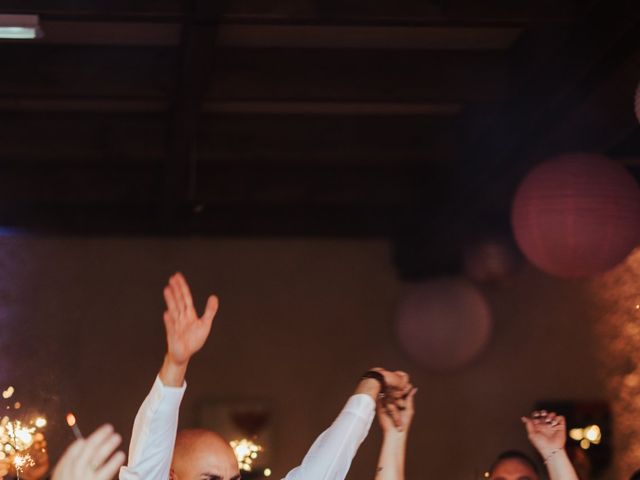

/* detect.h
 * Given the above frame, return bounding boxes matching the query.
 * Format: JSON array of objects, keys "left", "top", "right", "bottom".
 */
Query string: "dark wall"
[{"left": 0, "top": 236, "right": 603, "bottom": 479}]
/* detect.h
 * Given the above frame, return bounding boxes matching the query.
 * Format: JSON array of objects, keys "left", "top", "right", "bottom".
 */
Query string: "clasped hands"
[{"left": 359, "top": 368, "right": 416, "bottom": 433}]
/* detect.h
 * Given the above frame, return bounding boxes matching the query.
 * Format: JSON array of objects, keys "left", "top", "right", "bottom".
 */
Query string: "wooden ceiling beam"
[
  {"left": 0, "top": 0, "right": 583, "bottom": 25},
  {"left": 0, "top": 45, "right": 508, "bottom": 103},
  {"left": 162, "top": 0, "right": 230, "bottom": 226}
]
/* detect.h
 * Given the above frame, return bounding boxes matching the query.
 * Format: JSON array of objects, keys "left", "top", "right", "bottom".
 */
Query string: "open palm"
[{"left": 163, "top": 273, "right": 219, "bottom": 365}]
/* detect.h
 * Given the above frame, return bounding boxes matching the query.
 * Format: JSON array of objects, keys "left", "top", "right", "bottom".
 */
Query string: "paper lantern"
[
  {"left": 395, "top": 277, "right": 492, "bottom": 371},
  {"left": 512, "top": 154, "right": 640, "bottom": 278},
  {"left": 463, "top": 237, "right": 520, "bottom": 283}
]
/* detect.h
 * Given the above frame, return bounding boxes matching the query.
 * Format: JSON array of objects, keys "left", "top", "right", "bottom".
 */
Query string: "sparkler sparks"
[
  {"left": 13, "top": 453, "right": 34, "bottom": 471},
  {"left": 0, "top": 386, "right": 47, "bottom": 478}
]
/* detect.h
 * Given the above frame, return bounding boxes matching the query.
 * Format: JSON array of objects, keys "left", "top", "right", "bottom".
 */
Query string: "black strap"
[{"left": 361, "top": 370, "right": 387, "bottom": 395}]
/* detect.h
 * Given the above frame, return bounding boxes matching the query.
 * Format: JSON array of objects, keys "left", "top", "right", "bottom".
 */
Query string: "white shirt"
[
  {"left": 119, "top": 376, "right": 186, "bottom": 480},
  {"left": 119, "top": 376, "right": 375, "bottom": 480}
]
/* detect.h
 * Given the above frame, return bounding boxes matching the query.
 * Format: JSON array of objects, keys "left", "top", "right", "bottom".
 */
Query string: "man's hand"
[
  {"left": 160, "top": 273, "right": 219, "bottom": 386},
  {"left": 356, "top": 368, "right": 413, "bottom": 431},
  {"left": 521, "top": 410, "right": 567, "bottom": 458},
  {"left": 51, "top": 424, "right": 125, "bottom": 480}
]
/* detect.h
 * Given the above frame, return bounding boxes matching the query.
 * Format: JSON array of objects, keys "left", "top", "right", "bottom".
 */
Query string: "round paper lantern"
[
  {"left": 463, "top": 237, "right": 520, "bottom": 283},
  {"left": 511, "top": 153, "right": 640, "bottom": 278},
  {"left": 395, "top": 277, "right": 493, "bottom": 371}
]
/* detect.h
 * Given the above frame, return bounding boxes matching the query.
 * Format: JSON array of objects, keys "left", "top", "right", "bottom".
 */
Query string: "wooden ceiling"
[{"left": 0, "top": 0, "right": 639, "bottom": 276}]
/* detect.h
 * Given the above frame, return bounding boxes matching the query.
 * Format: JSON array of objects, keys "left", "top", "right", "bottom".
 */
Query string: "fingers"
[
  {"left": 95, "top": 450, "right": 126, "bottom": 480},
  {"left": 163, "top": 311, "right": 174, "bottom": 334},
  {"left": 405, "top": 387, "right": 417, "bottom": 415},
  {"left": 55, "top": 425, "right": 125, "bottom": 480},
  {"left": 169, "top": 274, "right": 187, "bottom": 313},
  {"left": 91, "top": 429, "right": 122, "bottom": 472},
  {"left": 76, "top": 424, "right": 114, "bottom": 468},
  {"left": 201, "top": 295, "right": 219, "bottom": 326},
  {"left": 545, "top": 412, "right": 558, "bottom": 426},
  {"left": 163, "top": 287, "right": 179, "bottom": 319},
  {"left": 521, "top": 416, "right": 535, "bottom": 436},
  {"left": 524, "top": 410, "right": 564, "bottom": 429},
  {"left": 173, "top": 272, "right": 194, "bottom": 309}
]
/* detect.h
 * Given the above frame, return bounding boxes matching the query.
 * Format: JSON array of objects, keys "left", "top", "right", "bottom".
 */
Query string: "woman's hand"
[
  {"left": 521, "top": 410, "right": 566, "bottom": 458},
  {"left": 378, "top": 388, "right": 418, "bottom": 435}
]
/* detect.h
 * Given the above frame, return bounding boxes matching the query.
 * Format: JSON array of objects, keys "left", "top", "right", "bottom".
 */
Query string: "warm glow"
[
  {"left": 0, "top": 385, "right": 47, "bottom": 474},
  {"left": 584, "top": 424, "right": 602, "bottom": 444},
  {"left": 66, "top": 413, "right": 76, "bottom": 427},
  {"left": 14, "top": 428, "right": 32, "bottom": 446},
  {"left": 580, "top": 438, "right": 591, "bottom": 450},
  {"left": 230, "top": 438, "right": 263, "bottom": 472},
  {"left": 264, "top": 468, "right": 272, "bottom": 477},
  {"left": 13, "top": 452, "right": 34, "bottom": 472},
  {"left": 569, "top": 428, "right": 584, "bottom": 441},
  {"left": 593, "top": 248, "right": 640, "bottom": 477}
]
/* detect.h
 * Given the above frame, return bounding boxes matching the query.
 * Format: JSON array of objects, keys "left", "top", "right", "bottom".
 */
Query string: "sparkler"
[
  {"left": 66, "top": 412, "right": 83, "bottom": 440},
  {"left": 0, "top": 385, "right": 48, "bottom": 479}
]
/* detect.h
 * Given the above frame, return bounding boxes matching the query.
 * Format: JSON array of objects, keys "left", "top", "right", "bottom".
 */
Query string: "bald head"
[{"left": 171, "top": 429, "right": 240, "bottom": 480}]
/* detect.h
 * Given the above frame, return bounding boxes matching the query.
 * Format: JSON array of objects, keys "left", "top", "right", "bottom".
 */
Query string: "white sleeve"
[
  {"left": 119, "top": 376, "right": 186, "bottom": 480},
  {"left": 283, "top": 394, "right": 376, "bottom": 480}
]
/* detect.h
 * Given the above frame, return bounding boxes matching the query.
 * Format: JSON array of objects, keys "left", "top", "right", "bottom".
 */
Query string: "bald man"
[
  {"left": 120, "top": 273, "right": 412, "bottom": 480},
  {"left": 170, "top": 430, "right": 238, "bottom": 480}
]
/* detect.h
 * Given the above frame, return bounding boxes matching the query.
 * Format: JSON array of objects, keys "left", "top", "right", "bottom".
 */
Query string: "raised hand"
[
  {"left": 51, "top": 424, "right": 125, "bottom": 480},
  {"left": 378, "top": 370, "right": 413, "bottom": 431},
  {"left": 163, "top": 272, "right": 219, "bottom": 367},
  {"left": 521, "top": 411, "right": 579, "bottom": 480},
  {"left": 378, "top": 387, "right": 417, "bottom": 434},
  {"left": 357, "top": 369, "right": 413, "bottom": 431},
  {"left": 521, "top": 410, "right": 567, "bottom": 458}
]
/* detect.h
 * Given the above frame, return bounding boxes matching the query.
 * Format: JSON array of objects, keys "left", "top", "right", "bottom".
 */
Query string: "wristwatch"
[{"left": 361, "top": 370, "right": 387, "bottom": 399}]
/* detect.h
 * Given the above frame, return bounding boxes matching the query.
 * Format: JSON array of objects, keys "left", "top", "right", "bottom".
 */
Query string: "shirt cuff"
[
  {"left": 342, "top": 393, "right": 376, "bottom": 422},
  {"left": 150, "top": 375, "right": 186, "bottom": 413}
]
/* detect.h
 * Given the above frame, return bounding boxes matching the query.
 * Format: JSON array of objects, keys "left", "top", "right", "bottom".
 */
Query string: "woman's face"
[{"left": 490, "top": 458, "right": 540, "bottom": 480}]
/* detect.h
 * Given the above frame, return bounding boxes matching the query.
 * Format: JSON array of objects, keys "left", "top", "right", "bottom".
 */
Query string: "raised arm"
[
  {"left": 120, "top": 273, "right": 218, "bottom": 480},
  {"left": 374, "top": 387, "right": 417, "bottom": 480},
  {"left": 522, "top": 410, "right": 579, "bottom": 480},
  {"left": 284, "top": 368, "right": 412, "bottom": 480}
]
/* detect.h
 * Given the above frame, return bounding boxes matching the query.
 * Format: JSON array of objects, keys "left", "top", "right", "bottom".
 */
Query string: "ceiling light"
[{"left": 0, "top": 15, "right": 42, "bottom": 40}]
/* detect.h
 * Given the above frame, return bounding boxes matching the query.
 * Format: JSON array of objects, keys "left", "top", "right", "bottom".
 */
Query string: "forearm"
[
  {"left": 159, "top": 354, "right": 188, "bottom": 387},
  {"left": 544, "top": 449, "right": 579, "bottom": 480},
  {"left": 375, "top": 432, "right": 407, "bottom": 480},
  {"left": 283, "top": 393, "right": 376, "bottom": 480},
  {"left": 119, "top": 375, "right": 185, "bottom": 480}
]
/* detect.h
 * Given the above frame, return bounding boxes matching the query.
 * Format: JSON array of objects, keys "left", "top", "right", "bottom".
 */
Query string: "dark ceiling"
[{"left": 0, "top": 0, "right": 640, "bottom": 277}]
